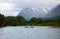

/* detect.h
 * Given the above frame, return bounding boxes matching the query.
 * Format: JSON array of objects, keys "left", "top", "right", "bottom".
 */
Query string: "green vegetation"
[
  {"left": 6, "top": 16, "right": 26, "bottom": 26},
  {"left": 0, "top": 14, "right": 6, "bottom": 27},
  {"left": 0, "top": 14, "right": 60, "bottom": 27}
]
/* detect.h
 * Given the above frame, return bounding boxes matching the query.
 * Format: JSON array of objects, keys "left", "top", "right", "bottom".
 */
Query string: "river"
[{"left": 0, "top": 26, "right": 60, "bottom": 39}]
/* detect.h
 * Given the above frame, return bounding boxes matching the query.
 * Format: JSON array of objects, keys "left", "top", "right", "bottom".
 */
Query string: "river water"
[{"left": 0, "top": 26, "right": 60, "bottom": 39}]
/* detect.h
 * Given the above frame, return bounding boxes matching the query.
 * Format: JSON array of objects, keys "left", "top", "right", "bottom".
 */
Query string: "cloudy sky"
[{"left": 0, "top": 0, "right": 60, "bottom": 16}]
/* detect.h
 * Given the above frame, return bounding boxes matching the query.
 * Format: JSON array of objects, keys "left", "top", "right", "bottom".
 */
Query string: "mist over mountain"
[
  {"left": 18, "top": 7, "right": 51, "bottom": 20},
  {"left": 46, "top": 4, "right": 60, "bottom": 20}
]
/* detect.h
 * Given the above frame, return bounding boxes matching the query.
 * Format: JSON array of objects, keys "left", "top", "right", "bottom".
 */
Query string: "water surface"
[{"left": 0, "top": 26, "right": 60, "bottom": 39}]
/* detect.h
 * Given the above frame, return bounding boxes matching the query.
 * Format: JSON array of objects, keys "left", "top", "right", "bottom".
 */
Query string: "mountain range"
[{"left": 18, "top": 4, "right": 60, "bottom": 20}]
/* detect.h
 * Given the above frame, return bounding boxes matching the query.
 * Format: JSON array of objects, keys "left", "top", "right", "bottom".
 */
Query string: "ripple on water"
[{"left": 0, "top": 26, "right": 60, "bottom": 39}]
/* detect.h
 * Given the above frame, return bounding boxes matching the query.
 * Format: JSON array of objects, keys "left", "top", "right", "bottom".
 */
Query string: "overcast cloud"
[{"left": 0, "top": 0, "right": 60, "bottom": 16}]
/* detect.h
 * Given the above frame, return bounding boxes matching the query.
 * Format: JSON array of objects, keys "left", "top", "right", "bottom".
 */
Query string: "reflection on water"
[{"left": 0, "top": 26, "right": 60, "bottom": 39}]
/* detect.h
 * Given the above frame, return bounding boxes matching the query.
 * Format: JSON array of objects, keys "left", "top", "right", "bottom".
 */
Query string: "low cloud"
[{"left": 0, "top": 0, "right": 60, "bottom": 16}]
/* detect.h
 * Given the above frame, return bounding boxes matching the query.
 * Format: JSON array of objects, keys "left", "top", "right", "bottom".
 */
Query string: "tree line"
[{"left": 0, "top": 14, "right": 60, "bottom": 27}]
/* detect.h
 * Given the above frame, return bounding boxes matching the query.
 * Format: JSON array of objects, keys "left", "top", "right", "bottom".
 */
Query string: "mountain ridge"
[
  {"left": 18, "top": 7, "right": 51, "bottom": 20},
  {"left": 46, "top": 4, "right": 60, "bottom": 20}
]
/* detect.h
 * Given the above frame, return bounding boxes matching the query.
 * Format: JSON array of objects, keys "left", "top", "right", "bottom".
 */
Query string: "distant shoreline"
[{"left": 0, "top": 26, "right": 60, "bottom": 28}]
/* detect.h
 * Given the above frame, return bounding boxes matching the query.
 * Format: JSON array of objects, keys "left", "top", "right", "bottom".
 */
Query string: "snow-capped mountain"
[
  {"left": 18, "top": 7, "right": 51, "bottom": 20},
  {"left": 46, "top": 4, "right": 60, "bottom": 20}
]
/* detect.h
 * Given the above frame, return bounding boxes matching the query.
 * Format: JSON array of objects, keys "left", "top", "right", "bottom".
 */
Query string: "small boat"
[
  {"left": 25, "top": 26, "right": 28, "bottom": 28},
  {"left": 31, "top": 26, "right": 34, "bottom": 28},
  {"left": 25, "top": 26, "right": 34, "bottom": 28}
]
